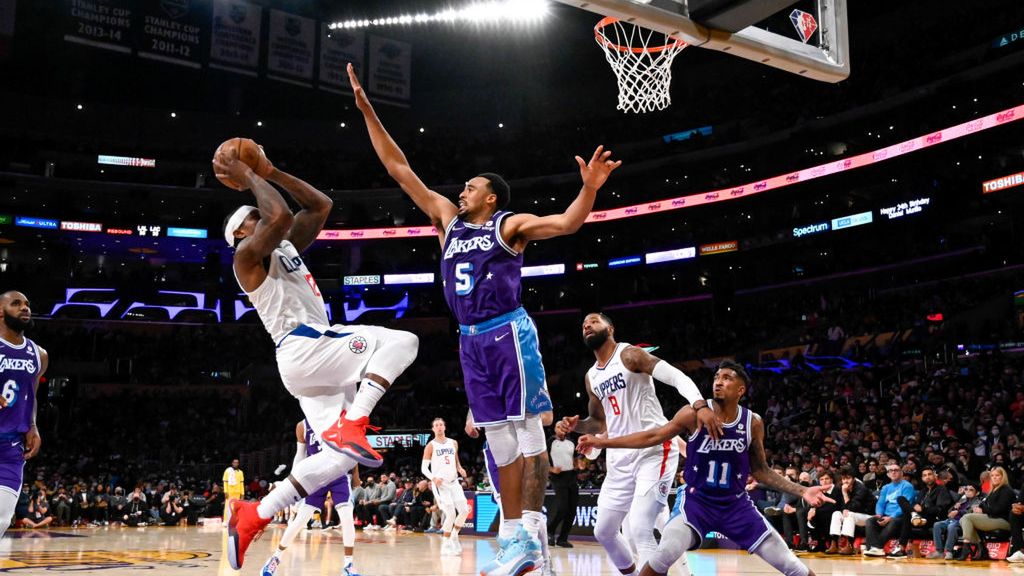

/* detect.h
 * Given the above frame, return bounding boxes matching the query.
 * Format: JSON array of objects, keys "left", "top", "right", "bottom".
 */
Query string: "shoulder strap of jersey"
[{"left": 494, "top": 211, "right": 518, "bottom": 256}]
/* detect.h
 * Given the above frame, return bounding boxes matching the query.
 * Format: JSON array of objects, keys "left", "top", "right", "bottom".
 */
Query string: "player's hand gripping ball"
[{"left": 213, "top": 137, "right": 274, "bottom": 189}]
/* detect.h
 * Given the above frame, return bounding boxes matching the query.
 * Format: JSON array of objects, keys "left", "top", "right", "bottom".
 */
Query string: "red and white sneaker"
[
  {"left": 226, "top": 500, "right": 271, "bottom": 570},
  {"left": 321, "top": 410, "right": 383, "bottom": 468}
]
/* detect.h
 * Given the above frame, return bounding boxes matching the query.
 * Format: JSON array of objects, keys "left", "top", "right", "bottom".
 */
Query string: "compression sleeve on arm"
[
  {"left": 652, "top": 360, "right": 704, "bottom": 405},
  {"left": 421, "top": 459, "right": 433, "bottom": 480}
]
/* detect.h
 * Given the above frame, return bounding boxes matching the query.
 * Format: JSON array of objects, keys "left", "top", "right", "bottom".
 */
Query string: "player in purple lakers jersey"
[
  {"left": 0, "top": 290, "right": 48, "bottom": 538},
  {"left": 579, "top": 361, "right": 833, "bottom": 576},
  {"left": 351, "top": 64, "right": 620, "bottom": 575}
]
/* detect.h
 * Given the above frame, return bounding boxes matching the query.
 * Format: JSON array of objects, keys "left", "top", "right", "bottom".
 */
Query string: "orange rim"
[{"left": 594, "top": 16, "right": 687, "bottom": 54}]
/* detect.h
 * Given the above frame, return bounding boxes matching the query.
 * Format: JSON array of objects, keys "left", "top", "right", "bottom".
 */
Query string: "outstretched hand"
[
  {"left": 802, "top": 485, "right": 835, "bottom": 507},
  {"left": 348, "top": 63, "right": 372, "bottom": 114},
  {"left": 555, "top": 415, "right": 579, "bottom": 437},
  {"left": 576, "top": 145, "right": 622, "bottom": 192},
  {"left": 576, "top": 434, "right": 606, "bottom": 455}
]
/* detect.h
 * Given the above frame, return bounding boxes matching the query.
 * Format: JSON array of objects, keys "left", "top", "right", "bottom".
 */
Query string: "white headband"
[{"left": 224, "top": 205, "right": 257, "bottom": 247}]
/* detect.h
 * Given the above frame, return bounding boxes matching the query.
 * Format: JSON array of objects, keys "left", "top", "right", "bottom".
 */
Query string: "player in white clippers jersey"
[
  {"left": 214, "top": 148, "right": 419, "bottom": 570},
  {"left": 422, "top": 418, "right": 469, "bottom": 556},
  {"left": 556, "top": 313, "right": 722, "bottom": 576}
]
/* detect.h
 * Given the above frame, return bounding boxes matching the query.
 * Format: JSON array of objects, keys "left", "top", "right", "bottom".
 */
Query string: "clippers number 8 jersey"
[{"left": 587, "top": 343, "right": 669, "bottom": 468}]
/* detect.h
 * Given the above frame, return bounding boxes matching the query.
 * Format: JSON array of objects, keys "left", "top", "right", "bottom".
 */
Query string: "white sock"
[
  {"left": 523, "top": 510, "right": 547, "bottom": 556},
  {"left": 257, "top": 482, "right": 302, "bottom": 519},
  {"left": 500, "top": 519, "right": 520, "bottom": 540},
  {"left": 347, "top": 379, "right": 387, "bottom": 420},
  {"left": 278, "top": 504, "right": 316, "bottom": 549},
  {"left": 344, "top": 555, "right": 354, "bottom": 566}
]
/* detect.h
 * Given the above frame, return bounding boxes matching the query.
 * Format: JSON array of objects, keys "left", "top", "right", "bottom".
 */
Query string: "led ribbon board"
[{"left": 310, "top": 104, "right": 1023, "bottom": 240}]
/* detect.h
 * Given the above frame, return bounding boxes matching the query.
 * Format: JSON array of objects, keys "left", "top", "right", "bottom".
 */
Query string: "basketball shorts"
[
  {"left": 276, "top": 323, "right": 376, "bottom": 439},
  {"left": 677, "top": 490, "right": 775, "bottom": 552},
  {"left": 433, "top": 479, "right": 468, "bottom": 510},
  {"left": 598, "top": 440, "right": 678, "bottom": 513},
  {"left": 0, "top": 434, "right": 24, "bottom": 495},
  {"left": 458, "top": 308, "right": 552, "bottom": 426},
  {"left": 306, "top": 475, "right": 351, "bottom": 510}
]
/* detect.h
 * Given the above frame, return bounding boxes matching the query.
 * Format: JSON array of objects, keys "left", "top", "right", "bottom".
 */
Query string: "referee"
[{"left": 547, "top": 427, "right": 578, "bottom": 547}]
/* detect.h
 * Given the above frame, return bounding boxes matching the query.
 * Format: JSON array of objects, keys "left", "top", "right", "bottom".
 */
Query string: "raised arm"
[
  {"left": 500, "top": 146, "right": 621, "bottom": 251},
  {"left": 620, "top": 346, "right": 723, "bottom": 439},
  {"left": 348, "top": 63, "right": 457, "bottom": 234},
  {"left": 748, "top": 413, "right": 833, "bottom": 506},
  {"left": 555, "top": 375, "right": 606, "bottom": 437},
  {"left": 264, "top": 165, "right": 333, "bottom": 253},
  {"left": 215, "top": 153, "right": 294, "bottom": 292},
  {"left": 579, "top": 405, "right": 695, "bottom": 453}
]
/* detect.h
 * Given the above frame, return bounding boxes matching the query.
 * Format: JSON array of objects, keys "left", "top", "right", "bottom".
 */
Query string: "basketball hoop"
[{"left": 594, "top": 17, "right": 686, "bottom": 114}]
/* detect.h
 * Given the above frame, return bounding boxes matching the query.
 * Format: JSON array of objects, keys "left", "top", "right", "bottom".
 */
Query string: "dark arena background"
[{"left": 1, "top": 0, "right": 1023, "bottom": 574}]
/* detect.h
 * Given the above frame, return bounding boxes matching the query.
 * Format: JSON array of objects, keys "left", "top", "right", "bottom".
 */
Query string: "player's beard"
[
  {"left": 2, "top": 314, "right": 32, "bottom": 333},
  {"left": 583, "top": 328, "right": 609, "bottom": 350}
]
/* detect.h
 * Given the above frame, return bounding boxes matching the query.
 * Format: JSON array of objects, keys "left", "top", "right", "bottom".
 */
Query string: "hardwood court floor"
[{"left": 0, "top": 524, "right": 1019, "bottom": 575}]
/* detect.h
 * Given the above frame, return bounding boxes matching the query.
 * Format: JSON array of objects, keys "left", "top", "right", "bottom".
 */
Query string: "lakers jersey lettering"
[
  {"left": 0, "top": 337, "right": 40, "bottom": 435},
  {"left": 0, "top": 356, "right": 36, "bottom": 373},
  {"left": 443, "top": 235, "right": 494, "bottom": 259},
  {"left": 440, "top": 211, "right": 523, "bottom": 325},
  {"left": 694, "top": 437, "right": 747, "bottom": 453},
  {"left": 685, "top": 406, "right": 753, "bottom": 502}
]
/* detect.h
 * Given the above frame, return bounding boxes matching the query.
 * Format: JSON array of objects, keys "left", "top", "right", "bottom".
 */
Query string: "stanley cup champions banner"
[
  {"left": 319, "top": 24, "right": 364, "bottom": 94},
  {"left": 267, "top": 9, "right": 315, "bottom": 86},
  {"left": 137, "top": 0, "right": 206, "bottom": 69},
  {"left": 210, "top": 0, "right": 261, "bottom": 76},
  {"left": 64, "top": 0, "right": 134, "bottom": 53}
]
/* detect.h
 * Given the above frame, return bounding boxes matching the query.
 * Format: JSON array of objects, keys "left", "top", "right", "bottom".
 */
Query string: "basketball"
[{"left": 214, "top": 137, "right": 273, "bottom": 189}]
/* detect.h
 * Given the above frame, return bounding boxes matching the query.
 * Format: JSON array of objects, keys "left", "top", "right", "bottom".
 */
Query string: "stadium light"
[{"left": 329, "top": 0, "right": 549, "bottom": 30}]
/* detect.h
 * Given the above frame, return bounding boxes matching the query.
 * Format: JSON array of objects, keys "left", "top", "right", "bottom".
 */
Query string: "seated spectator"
[
  {"left": 371, "top": 474, "right": 396, "bottom": 531},
  {"left": 92, "top": 484, "right": 110, "bottom": 526},
  {"left": 395, "top": 480, "right": 427, "bottom": 530},
  {"left": 123, "top": 491, "right": 147, "bottom": 527},
  {"left": 21, "top": 492, "right": 53, "bottom": 529},
  {"left": 108, "top": 487, "right": 127, "bottom": 526},
  {"left": 160, "top": 486, "right": 185, "bottom": 526},
  {"left": 355, "top": 476, "right": 380, "bottom": 529},
  {"left": 898, "top": 467, "right": 952, "bottom": 550},
  {"left": 828, "top": 466, "right": 875, "bottom": 554},
  {"left": 863, "top": 462, "right": 915, "bottom": 557},
  {"left": 956, "top": 466, "right": 1014, "bottom": 561},
  {"left": 386, "top": 479, "right": 415, "bottom": 530},
  {"left": 14, "top": 484, "right": 31, "bottom": 526},
  {"left": 930, "top": 483, "right": 982, "bottom": 560},
  {"left": 51, "top": 486, "right": 72, "bottom": 526},
  {"left": 806, "top": 469, "right": 843, "bottom": 552}
]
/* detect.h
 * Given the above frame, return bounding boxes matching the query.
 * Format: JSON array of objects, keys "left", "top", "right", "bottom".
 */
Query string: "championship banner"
[
  {"left": 64, "top": 0, "right": 133, "bottom": 53},
  {"left": 210, "top": 0, "right": 261, "bottom": 76},
  {"left": 0, "top": 0, "right": 14, "bottom": 58},
  {"left": 367, "top": 35, "right": 411, "bottom": 104},
  {"left": 319, "top": 24, "right": 364, "bottom": 94},
  {"left": 137, "top": 0, "right": 206, "bottom": 69},
  {"left": 267, "top": 9, "right": 315, "bottom": 86}
]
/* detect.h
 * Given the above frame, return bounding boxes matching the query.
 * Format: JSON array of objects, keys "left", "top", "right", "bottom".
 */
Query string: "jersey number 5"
[
  {"left": 455, "top": 263, "right": 475, "bottom": 296},
  {"left": 1, "top": 380, "right": 18, "bottom": 407}
]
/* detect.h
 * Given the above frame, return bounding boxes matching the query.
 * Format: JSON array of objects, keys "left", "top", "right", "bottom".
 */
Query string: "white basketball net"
[{"left": 594, "top": 17, "right": 687, "bottom": 114}]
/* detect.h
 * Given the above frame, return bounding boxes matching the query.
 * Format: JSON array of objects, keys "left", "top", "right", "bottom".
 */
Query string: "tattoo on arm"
[
  {"left": 575, "top": 384, "right": 606, "bottom": 435},
  {"left": 749, "top": 416, "right": 806, "bottom": 498}
]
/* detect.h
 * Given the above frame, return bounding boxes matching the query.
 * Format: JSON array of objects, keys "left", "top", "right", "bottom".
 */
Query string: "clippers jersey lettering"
[
  {"left": 587, "top": 343, "right": 669, "bottom": 469},
  {"left": 0, "top": 337, "right": 39, "bottom": 435},
  {"left": 240, "top": 240, "right": 329, "bottom": 342},
  {"left": 440, "top": 212, "right": 522, "bottom": 325},
  {"left": 430, "top": 438, "right": 458, "bottom": 482},
  {"left": 685, "top": 406, "right": 753, "bottom": 504}
]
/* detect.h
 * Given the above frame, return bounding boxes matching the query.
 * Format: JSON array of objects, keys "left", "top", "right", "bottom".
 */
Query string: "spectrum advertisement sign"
[{"left": 792, "top": 222, "right": 830, "bottom": 238}]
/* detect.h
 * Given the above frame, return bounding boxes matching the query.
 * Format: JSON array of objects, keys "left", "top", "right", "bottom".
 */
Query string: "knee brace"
[
  {"left": 647, "top": 515, "right": 694, "bottom": 574},
  {"left": 752, "top": 530, "right": 809, "bottom": 576},
  {"left": 336, "top": 503, "right": 355, "bottom": 547},
  {"left": 514, "top": 414, "right": 546, "bottom": 458},
  {"left": 594, "top": 507, "right": 635, "bottom": 570},
  {"left": 484, "top": 422, "right": 521, "bottom": 467}
]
